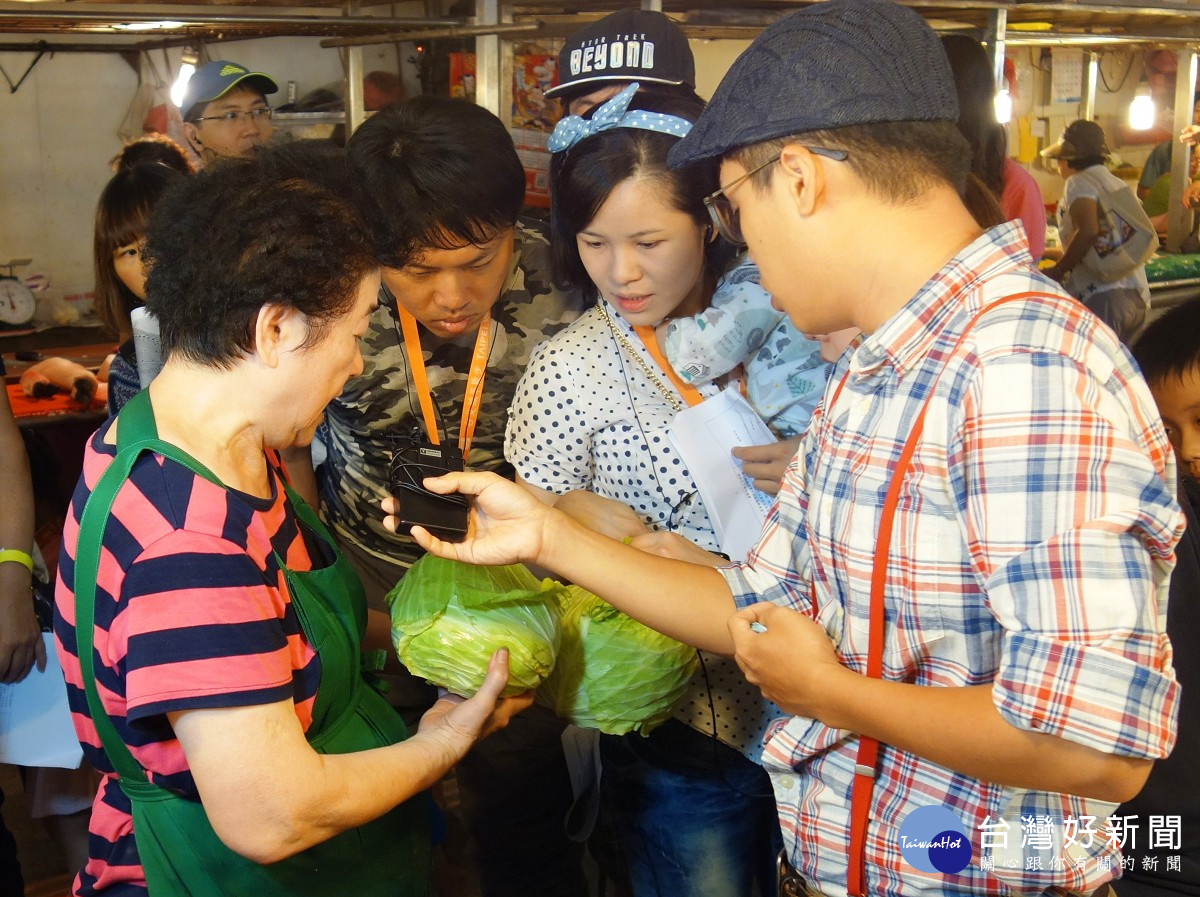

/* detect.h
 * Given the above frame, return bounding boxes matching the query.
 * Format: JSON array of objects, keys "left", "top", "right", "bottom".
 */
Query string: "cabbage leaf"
[
  {"left": 386, "top": 555, "right": 563, "bottom": 697},
  {"left": 538, "top": 585, "right": 698, "bottom": 735}
]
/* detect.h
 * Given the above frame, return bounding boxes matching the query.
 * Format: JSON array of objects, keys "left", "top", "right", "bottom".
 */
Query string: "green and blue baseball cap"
[{"left": 181, "top": 60, "right": 278, "bottom": 122}]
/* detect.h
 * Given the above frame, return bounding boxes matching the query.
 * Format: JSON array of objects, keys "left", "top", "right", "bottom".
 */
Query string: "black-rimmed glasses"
[
  {"left": 703, "top": 146, "right": 850, "bottom": 245},
  {"left": 191, "top": 108, "right": 273, "bottom": 126}
]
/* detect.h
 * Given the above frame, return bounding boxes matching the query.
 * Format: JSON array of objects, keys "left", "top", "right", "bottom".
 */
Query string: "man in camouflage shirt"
[
  {"left": 325, "top": 97, "right": 589, "bottom": 897},
  {"left": 321, "top": 96, "right": 586, "bottom": 606},
  {"left": 319, "top": 221, "right": 580, "bottom": 595}
]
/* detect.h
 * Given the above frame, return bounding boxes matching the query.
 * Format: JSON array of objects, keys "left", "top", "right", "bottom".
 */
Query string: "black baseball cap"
[
  {"left": 1041, "top": 120, "right": 1110, "bottom": 161},
  {"left": 546, "top": 9, "right": 694, "bottom": 101}
]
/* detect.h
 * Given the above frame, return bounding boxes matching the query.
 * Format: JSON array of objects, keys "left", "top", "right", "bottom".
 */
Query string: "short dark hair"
[
  {"left": 346, "top": 96, "right": 525, "bottom": 266},
  {"left": 549, "top": 88, "right": 734, "bottom": 299},
  {"left": 143, "top": 140, "right": 377, "bottom": 366},
  {"left": 93, "top": 163, "right": 186, "bottom": 340},
  {"left": 1064, "top": 156, "right": 1106, "bottom": 172},
  {"left": 1132, "top": 297, "right": 1200, "bottom": 386},
  {"left": 733, "top": 120, "right": 972, "bottom": 205},
  {"left": 111, "top": 134, "right": 196, "bottom": 175}
]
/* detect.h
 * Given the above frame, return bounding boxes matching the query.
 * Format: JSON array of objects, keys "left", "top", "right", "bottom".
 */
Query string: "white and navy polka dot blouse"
[
  {"left": 506, "top": 303, "right": 720, "bottom": 548},
  {"left": 505, "top": 302, "right": 777, "bottom": 756}
]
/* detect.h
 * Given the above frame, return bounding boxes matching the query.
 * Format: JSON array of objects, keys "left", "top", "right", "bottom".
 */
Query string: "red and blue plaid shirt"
[{"left": 721, "top": 223, "right": 1183, "bottom": 897}]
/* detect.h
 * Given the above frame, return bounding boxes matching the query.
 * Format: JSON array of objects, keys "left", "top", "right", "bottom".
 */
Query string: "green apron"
[{"left": 73, "top": 390, "right": 432, "bottom": 896}]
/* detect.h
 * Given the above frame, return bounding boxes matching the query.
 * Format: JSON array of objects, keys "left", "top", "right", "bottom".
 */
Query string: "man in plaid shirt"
[{"left": 384, "top": 2, "right": 1184, "bottom": 895}]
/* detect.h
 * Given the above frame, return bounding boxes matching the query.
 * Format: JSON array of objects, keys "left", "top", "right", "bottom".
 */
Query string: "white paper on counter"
[
  {"left": 667, "top": 387, "right": 777, "bottom": 562},
  {"left": 0, "top": 632, "right": 83, "bottom": 769}
]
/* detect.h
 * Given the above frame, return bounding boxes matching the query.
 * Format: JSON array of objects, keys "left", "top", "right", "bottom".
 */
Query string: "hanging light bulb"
[
  {"left": 993, "top": 88, "right": 1013, "bottom": 125},
  {"left": 170, "top": 46, "right": 200, "bottom": 108},
  {"left": 1128, "top": 83, "right": 1156, "bottom": 131}
]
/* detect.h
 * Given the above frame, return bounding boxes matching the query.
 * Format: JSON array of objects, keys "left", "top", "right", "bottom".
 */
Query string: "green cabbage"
[
  {"left": 385, "top": 555, "right": 563, "bottom": 698},
  {"left": 538, "top": 585, "right": 698, "bottom": 735}
]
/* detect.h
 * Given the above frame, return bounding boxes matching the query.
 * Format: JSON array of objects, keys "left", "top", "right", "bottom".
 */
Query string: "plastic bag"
[{"left": 118, "top": 50, "right": 197, "bottom": 165}]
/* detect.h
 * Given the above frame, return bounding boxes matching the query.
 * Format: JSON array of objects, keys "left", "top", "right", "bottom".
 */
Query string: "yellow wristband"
[{"left": 0, "top": 549, "right": 34, "bottom": 572}]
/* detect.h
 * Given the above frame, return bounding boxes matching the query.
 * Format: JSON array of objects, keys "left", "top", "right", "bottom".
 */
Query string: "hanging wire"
[
  {"left": 0, "top": 40, "right": 48, "bottom": 94},
  {"left": 1097, "top": 47, "right": 1137, "bottom": 94}
]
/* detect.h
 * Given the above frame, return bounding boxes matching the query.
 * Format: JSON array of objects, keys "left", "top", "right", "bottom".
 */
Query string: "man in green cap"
[{"left": 180, "top": 60, "right": 278, "bottom": 165}]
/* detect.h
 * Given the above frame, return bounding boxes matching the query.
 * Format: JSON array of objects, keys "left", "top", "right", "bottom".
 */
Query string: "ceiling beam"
[
  {"left": 0, "top": 8, "right": 460, "bottom": 32},
  {"left": 321, "top": 21, "right": 540, "bottom": 47}
]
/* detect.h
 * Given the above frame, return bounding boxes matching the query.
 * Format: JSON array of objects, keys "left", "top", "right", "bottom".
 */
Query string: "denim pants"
[{"left": 597, "top": 719, "right": 783, "bottom": 897}]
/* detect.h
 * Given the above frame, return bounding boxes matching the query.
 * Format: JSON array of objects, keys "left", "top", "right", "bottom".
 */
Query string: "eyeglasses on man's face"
[
  {"left": 703, "top": 146, "right": 850, "bottom": 245},
  {"left": 191, "top": 107, "right": 274, "bottom": 126}
]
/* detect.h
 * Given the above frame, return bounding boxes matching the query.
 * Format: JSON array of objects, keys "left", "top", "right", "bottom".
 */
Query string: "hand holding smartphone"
[{"left": 388, "top": 434, "right": 469, "bottom": 542}]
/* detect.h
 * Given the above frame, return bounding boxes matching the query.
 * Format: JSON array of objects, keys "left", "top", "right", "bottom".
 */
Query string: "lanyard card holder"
[{"left": 388, "top": 429, "right": 469, "bottom": 542}]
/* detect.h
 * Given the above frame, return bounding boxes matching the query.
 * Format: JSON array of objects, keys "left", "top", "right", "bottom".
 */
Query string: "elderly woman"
[{"left": 53, "top": 142, "right": 528, "bottom": 897}]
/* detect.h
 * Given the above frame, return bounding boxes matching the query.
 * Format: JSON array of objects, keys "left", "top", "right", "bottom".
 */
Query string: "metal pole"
[
  {"left": 983, "top": 8, "right": 1007, "bottom": 95},
  {"left": 1081, "top": 51, "right": 1098, "bottom": 120},
  {"left": 1166, "top": 48, "right": 1198, "bottom": 251},
  {"left": 474, "top": 0, "right": 512, "bottom": 124},
  {"left": 343, "top": 1, "right": 365, "bottom": 138},
  {"left": 476, "top": 0, "right": 500, "bottom": 117}
]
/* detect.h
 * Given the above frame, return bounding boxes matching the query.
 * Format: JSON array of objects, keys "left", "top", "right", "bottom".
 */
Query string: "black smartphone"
[{"left": 388, "top": 436, "right": 469, "bottom": 542}]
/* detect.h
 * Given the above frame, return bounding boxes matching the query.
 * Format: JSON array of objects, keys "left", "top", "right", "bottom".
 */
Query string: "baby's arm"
[{"left": 659, "top": 257, "right": 785, "bottom": 384}]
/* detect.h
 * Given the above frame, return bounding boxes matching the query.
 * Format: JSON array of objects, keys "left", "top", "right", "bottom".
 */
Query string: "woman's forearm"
[
  {"left": 1055, "top": 227, "right": 1097, "bottom": 276},
  {"left": 172, "top": 658, "right": 522, "bottom": 864}
]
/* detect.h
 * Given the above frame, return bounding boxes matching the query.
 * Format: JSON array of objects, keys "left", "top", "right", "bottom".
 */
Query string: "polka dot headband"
[{"left": 547, "top": 82, "right": 693, "bottom": 153}]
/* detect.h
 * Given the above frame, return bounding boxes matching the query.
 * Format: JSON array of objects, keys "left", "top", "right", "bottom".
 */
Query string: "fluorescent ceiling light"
[{"left": 115, "top": 21, "right": 186, "bottom": 31}]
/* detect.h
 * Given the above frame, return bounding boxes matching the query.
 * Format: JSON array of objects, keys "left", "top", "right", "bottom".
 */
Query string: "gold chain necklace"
[{"left": 598, "top": 302, "right": 683, "bottom": 413}]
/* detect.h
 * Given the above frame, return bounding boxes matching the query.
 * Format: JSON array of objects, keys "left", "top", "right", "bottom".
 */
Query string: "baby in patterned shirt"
[{"left": 655, "top": 253, "right": 828, "bottom": 437}]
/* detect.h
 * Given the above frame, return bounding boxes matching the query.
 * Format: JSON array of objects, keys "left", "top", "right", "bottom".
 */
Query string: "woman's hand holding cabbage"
[{"left": 415, "top": 648, "right": 535, "bottom": 757}]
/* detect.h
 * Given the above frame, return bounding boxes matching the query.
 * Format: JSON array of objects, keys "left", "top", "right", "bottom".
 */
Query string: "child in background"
[
  {"left": 1121, "top": 297, "right": 1200, "bottom": 896},
  {"left": 655, "top": 257, "right": 828, "bottom": 438},
  {"left": 93, "top": 160, "right": 185, "bottom": 413}
]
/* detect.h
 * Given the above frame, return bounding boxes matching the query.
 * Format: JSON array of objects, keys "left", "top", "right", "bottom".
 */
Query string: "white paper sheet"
[
  {"left": 0, "top": 632, "right": 84, "bottom": 768},
  {"left": 667, "top": 388, "right": 778, "bottom": 562}
]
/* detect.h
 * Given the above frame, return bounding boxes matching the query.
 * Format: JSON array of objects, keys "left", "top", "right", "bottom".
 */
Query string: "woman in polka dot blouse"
[{"left": 504, "top": 86, "right": 783, "bottom": 897}]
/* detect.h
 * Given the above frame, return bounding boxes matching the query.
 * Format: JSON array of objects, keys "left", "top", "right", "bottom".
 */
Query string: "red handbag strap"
[{"left": 841, "top": 292, "right": 1056, "bottom": 896}]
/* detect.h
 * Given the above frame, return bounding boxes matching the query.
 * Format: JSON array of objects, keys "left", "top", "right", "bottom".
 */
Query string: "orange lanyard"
[
  {"left": 632, "top": 325, "right": 705, "bottom": 408},
  {"left": 397, "top": 306, "right": 492, "bottom": 461}
]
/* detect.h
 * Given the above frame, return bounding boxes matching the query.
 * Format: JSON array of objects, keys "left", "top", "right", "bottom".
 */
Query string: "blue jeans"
[{"left": 597, "top": 720, "right": 782, "bottom": 897}]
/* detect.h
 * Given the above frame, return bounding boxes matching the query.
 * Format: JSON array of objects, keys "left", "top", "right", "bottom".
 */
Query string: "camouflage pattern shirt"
[{"left": 318, "top": 219, "right": 587, "bottom": 568}]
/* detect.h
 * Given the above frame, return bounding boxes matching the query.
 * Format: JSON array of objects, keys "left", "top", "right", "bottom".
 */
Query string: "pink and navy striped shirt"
[
  {"left": 721, "top": 223, "right": 1182, "bottom": 897},
  {"left": 54, "top": 420, "right": 323, "bottom": 897}
]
